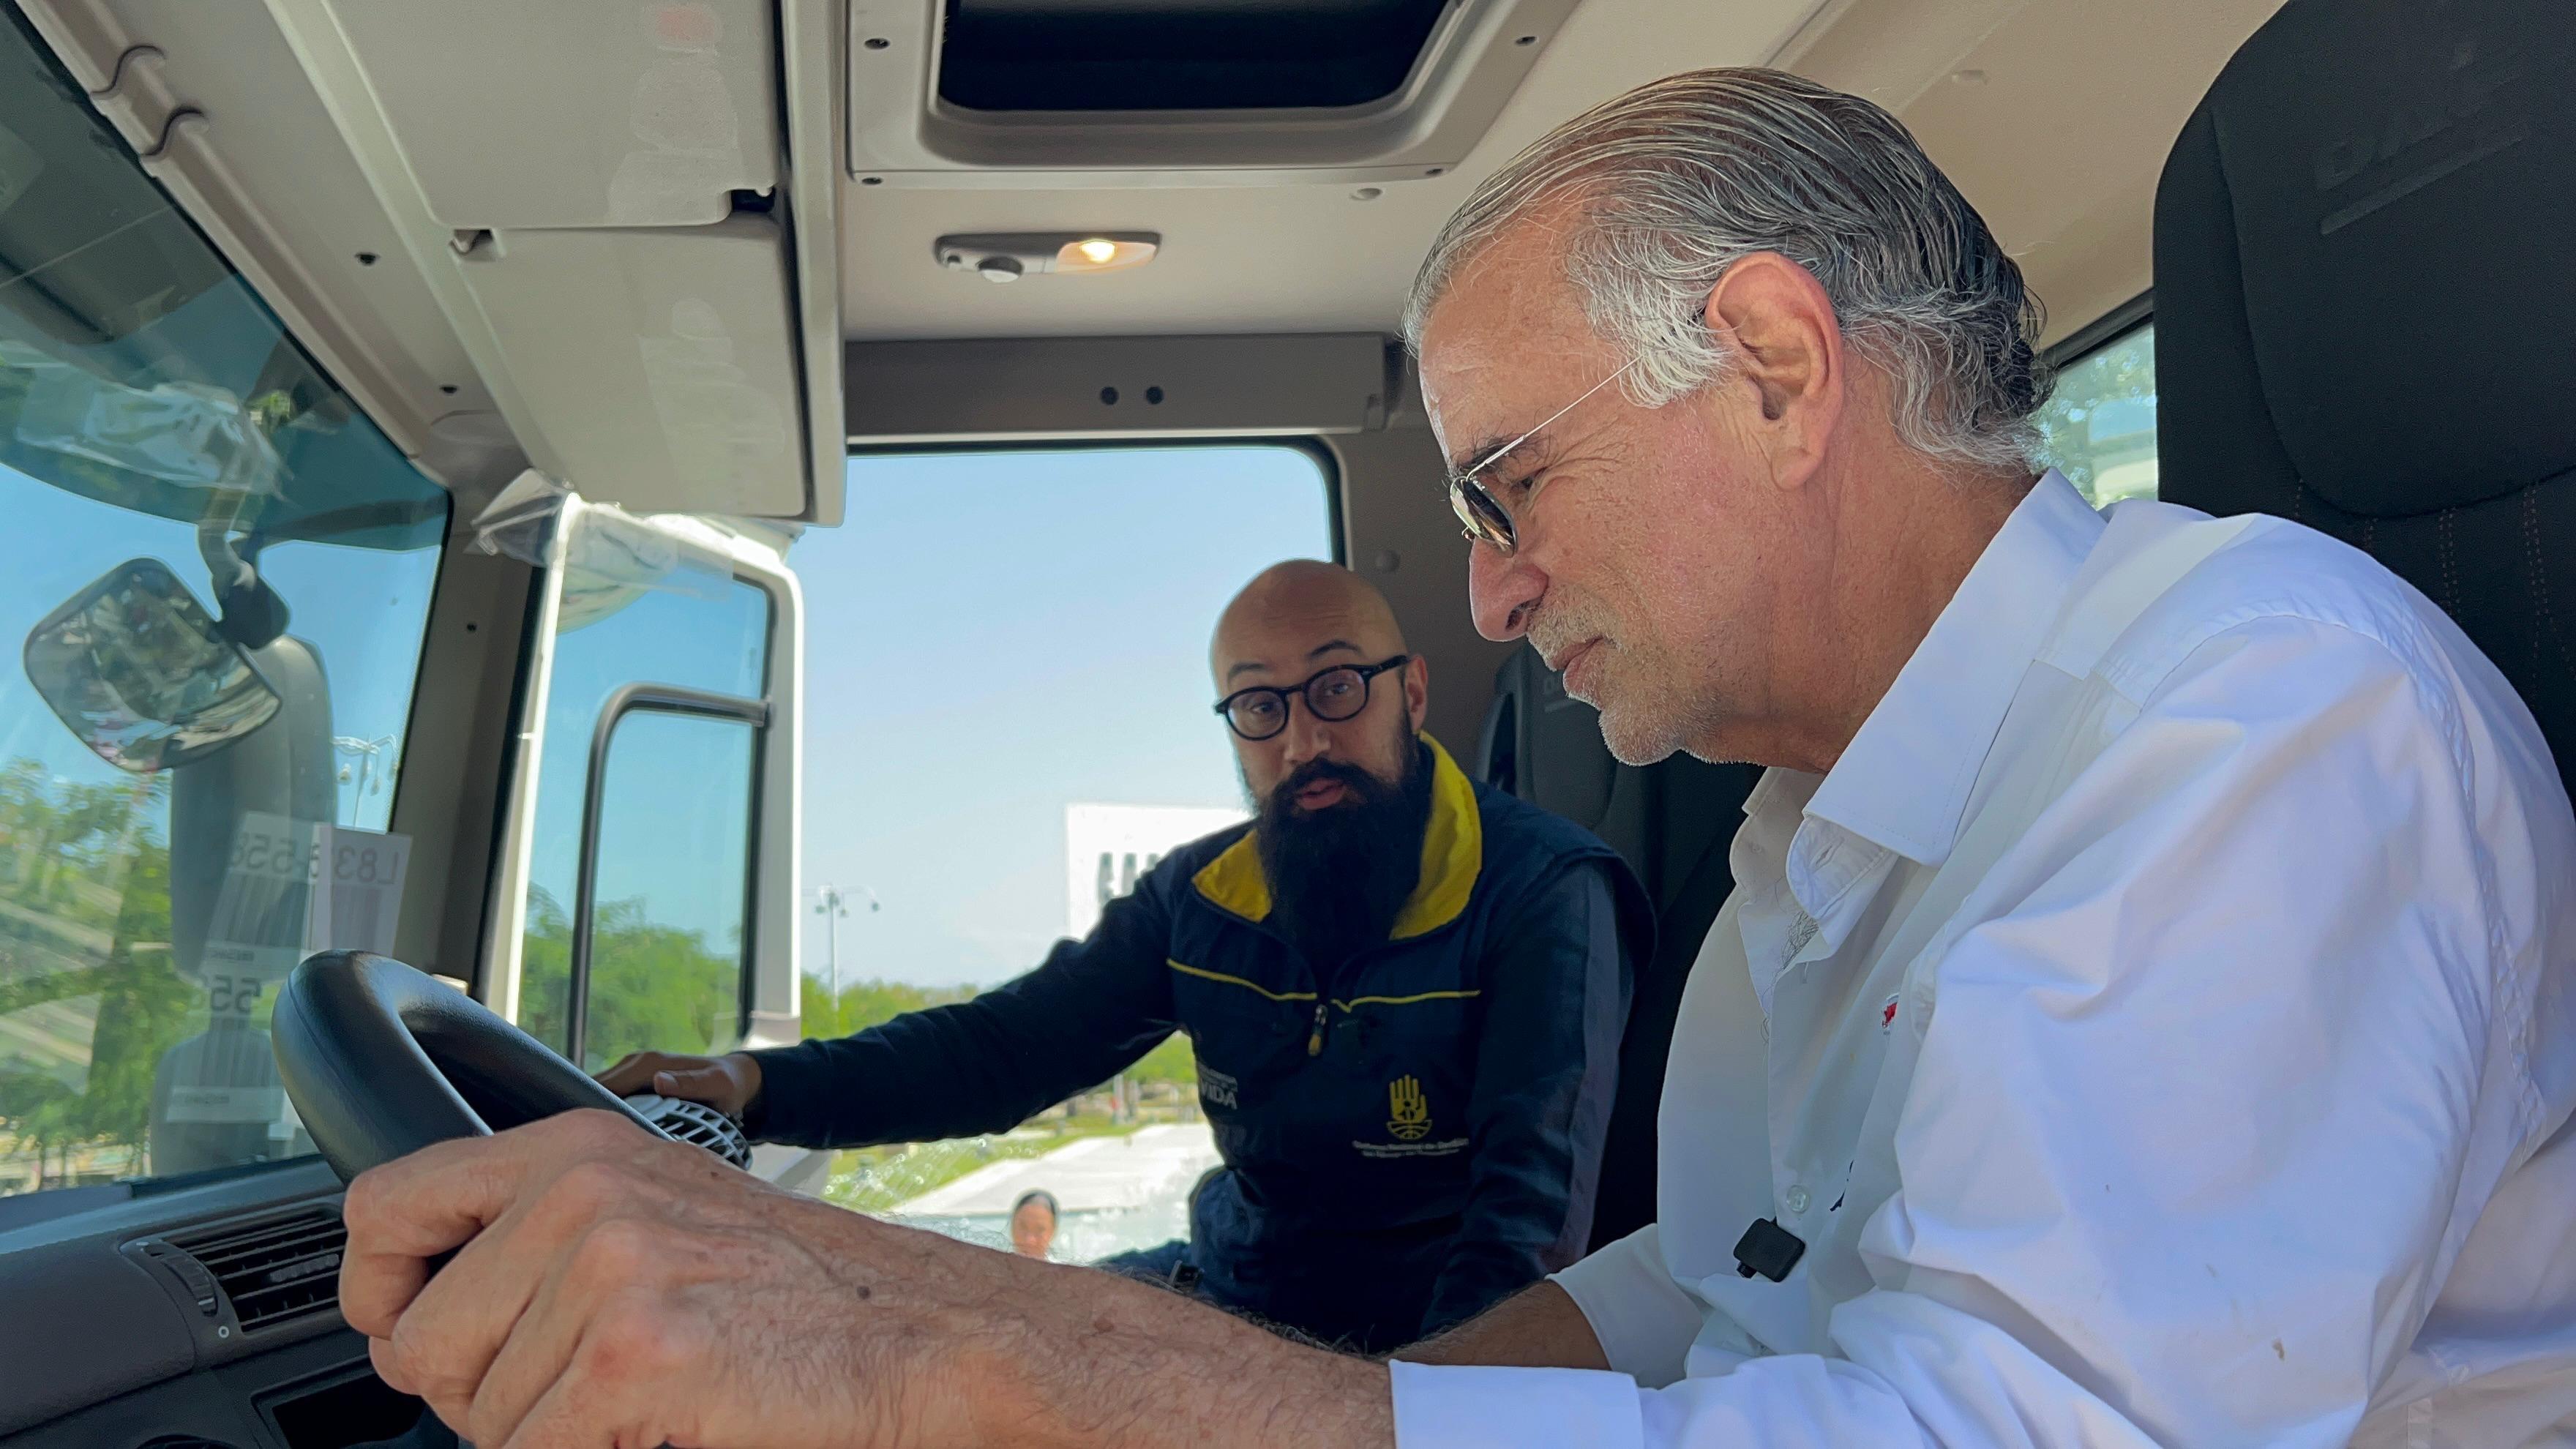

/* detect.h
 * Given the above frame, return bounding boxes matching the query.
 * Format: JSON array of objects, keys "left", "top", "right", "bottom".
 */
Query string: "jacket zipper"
[{"left": 1307, "top": 1001, "right": 1329, "bottom": 1056}]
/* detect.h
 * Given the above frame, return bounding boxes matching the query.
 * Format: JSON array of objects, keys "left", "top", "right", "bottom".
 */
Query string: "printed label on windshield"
[{"left": 201, "top": 812, "right": 410, "bottom": 986}]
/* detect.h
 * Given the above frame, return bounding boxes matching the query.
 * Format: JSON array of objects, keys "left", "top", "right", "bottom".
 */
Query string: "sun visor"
[
  {"left": 452, "top": 219, "right": 805, "bottom": 517},
  {"left": 326, "top": 0, "right": 779, "bottom": 231}
]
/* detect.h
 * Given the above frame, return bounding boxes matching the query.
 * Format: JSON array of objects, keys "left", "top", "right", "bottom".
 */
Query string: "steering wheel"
[{"left": 271, "top": 950, "right": 674, "bottom": 1180}]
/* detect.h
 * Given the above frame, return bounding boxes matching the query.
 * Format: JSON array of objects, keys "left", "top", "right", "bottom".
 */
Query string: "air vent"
[
  {"left": 136, "top": 1437, "right": 242, "bottom": 1448},
  {"left": 168, "top": 1207, "right": 347, "bottom": 1333},
  {"left": 625, "top": 1093, "right": 754, "bottom": 1168}
]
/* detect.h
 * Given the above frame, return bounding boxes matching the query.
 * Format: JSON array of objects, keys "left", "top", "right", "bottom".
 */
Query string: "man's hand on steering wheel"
[
  {"left": 340, "top": 1111, "right": 1396, "bottom": 1449},
  {"left": 593, "top": 1049, "right": 765, "bottom": 1120}
]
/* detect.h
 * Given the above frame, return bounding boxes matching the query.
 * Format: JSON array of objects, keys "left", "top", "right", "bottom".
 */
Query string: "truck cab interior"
[{"left": 0, "top": 0, "right": 2564, "bottom": 1443}]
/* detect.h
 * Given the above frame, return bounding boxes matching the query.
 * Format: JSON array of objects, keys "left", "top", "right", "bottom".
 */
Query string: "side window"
[
  {"left": 2034, "top": 323, "right": 2157, "bottom": 507},
  {"left": 516, "top": 531, "right": 771, "bottom": 1070},
  {"left": 574, "top": 706, "right": 761, "bottom": 1070}
]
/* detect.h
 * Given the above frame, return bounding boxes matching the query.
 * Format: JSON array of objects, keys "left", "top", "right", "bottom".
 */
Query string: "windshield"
[{"left": 0, "top": 12, "right": 449, "bottom": 1197}]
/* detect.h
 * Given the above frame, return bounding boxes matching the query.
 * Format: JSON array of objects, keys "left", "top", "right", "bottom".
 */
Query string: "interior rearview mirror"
[{"left": 21, "top": 557, "right": 284, "bottom": 774}]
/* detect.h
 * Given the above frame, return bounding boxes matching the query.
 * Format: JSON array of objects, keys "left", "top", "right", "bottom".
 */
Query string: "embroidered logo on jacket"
[{"left": 1388, "top": 1074, "right": 1431, "bottom": 1140}]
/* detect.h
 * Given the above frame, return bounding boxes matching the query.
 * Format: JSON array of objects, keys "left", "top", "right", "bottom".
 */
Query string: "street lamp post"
[{"left": 814, "top": 885, "right": 850, "bottom": 1008}]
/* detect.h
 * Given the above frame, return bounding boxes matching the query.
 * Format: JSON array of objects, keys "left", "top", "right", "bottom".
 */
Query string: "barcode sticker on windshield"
[{"left": 202, "top": 813, "right": 408, "bottom": 983}]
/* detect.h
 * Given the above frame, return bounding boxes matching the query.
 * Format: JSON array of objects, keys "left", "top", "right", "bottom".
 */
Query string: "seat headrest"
[{"left": 2154, "top": 0, "right": 2575, "bottom": 519}]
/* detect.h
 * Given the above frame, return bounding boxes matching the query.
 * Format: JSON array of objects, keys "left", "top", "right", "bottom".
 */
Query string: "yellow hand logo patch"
[{"left": 1388, "top": 1075, "right": 1431, "bottom": 1141}]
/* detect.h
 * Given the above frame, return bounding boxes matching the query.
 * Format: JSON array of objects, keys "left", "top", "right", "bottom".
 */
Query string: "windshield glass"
[{"left": 0, "top": 12, "right": 449, "bottom": 1197}]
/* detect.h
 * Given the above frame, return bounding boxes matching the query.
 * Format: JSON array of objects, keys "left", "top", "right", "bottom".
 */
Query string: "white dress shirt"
[{"left": 1392, "top": 473, "right": 2576, "bottom": 1448}]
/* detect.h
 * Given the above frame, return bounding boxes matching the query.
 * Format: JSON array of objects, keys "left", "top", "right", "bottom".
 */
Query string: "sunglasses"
[{"left": 1445, "top": 356, "right": 1643, "bottom": 555}]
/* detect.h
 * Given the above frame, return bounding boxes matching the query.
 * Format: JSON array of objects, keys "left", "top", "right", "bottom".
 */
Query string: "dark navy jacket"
[{"left": 749, "top": 736, "right": 1652, "bottom": 1351}]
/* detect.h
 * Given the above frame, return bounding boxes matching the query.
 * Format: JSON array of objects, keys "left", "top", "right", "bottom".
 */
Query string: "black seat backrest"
[
  {"left": 1478, "top": 645, "right": 1759, "bottom": 1251},
  {"left": 1480, "top": 643, "right": 1650, "bottom": 863},
  {"left": 2154, "top": 0, "right": 2575, "bottom": 798}
]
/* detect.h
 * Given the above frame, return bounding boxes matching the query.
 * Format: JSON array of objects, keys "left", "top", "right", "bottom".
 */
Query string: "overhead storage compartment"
[
  {"left": 13, "top": 0, "right": 842, "bottom": 520},
  {"left": 329, "top": 0, "right": 781, "bottom": 230}
]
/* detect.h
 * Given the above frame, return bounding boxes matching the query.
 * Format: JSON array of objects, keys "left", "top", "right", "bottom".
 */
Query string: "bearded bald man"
[{"left": 596, "top": 560, "right": 1652, "bottom": 1353}]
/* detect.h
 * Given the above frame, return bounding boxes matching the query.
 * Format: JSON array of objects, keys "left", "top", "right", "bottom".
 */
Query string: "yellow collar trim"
[{"left": 1192, "top": 734, "right": 1483, "bottom": 941}]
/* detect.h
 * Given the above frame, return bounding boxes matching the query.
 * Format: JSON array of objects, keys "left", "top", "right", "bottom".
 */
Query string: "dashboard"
[{"left": 0, "top": 1161, "right": 451, "bottom": 1449}]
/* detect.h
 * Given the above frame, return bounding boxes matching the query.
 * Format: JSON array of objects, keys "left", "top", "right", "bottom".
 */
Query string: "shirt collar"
[
  {"left": 1192, "top": 733, "right": 1483, "bottom": 940},
  {"left": 1802, "top": 470, "right": 2104, "bottom": 868}
]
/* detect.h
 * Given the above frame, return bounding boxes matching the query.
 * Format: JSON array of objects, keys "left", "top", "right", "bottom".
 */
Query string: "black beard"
[{"left": 1254, "top": 738, "right": 1435, "bottom": 975}]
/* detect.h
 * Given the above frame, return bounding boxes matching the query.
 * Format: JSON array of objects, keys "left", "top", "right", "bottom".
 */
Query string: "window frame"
[
  {"left": 565, "top": 683, "right": 773, "bottom": 1068},
  {"left": 841, "top": 436, "right": 1348, "bottom": 567},
  {"left": 477, "top": 498, "right": 802, "bottom": 1055},
  {"left": 2045, "top": 289, "right": 2154, "bottom": 375}
]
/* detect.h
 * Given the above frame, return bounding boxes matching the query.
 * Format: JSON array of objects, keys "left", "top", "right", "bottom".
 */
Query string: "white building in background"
[{"left": 1064, "top": 804, "right": 1248, "bottom": 939}]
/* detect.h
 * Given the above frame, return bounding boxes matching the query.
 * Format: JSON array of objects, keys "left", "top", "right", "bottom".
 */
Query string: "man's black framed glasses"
[{"left": 1214, "top": 655, "right": 1410, "bottom": 741}]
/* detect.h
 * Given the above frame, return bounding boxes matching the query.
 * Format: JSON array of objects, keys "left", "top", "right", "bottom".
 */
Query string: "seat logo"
[
  {"left": 2309, "top": 38, "right": 2530, "bottom": 236},
  {"left": 1388, "top": 1074, "right": 1431, "bottom": 1141}
]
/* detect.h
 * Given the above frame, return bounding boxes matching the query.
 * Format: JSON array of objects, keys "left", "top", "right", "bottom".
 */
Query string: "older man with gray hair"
[{"left": 331, "top": 68, "right": 2574, "bottom": 1449}]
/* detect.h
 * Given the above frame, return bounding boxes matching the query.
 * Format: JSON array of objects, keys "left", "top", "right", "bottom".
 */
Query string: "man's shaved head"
[
  {"left": 1209, "top": 559, "right": 1435, "bottom": 970},
  {"left": 1210, "top": 560, "right": 1409, "bottom": 685}
]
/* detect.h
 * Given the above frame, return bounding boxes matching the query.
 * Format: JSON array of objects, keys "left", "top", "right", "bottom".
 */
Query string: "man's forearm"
[
  {"left": 965, "top": 1260, "right": 1396, "bottom": 1449},
  {"left": 1396, "top": 1281, "right": 1610, "bottom": 1370}
]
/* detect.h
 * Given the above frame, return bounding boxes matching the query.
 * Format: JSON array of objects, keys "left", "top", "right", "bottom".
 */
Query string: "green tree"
[
  {"left": 1125, "top": 1030, "right": 1197, "bottom": 1090},
  {"left": 0, "top": 762, "right": 187, "bottom": 1184},
  {"left": 2032, "top": 329, "right": 2158, "bottom": 502},
  {"left": 799, "top": 976, "right": 977, "bottom": 1041},
  {"left": 521, "top": 888, "right": 745, "bottom": 1073}
]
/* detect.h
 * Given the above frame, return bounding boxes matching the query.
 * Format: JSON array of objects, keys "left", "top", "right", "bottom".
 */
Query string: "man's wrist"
[
  {"left": 724, "top": 1050, "right": 764, "bottom": 1108},
  {"left": 956, "top": 1268, "right": 1396, "bottom": 1449}
]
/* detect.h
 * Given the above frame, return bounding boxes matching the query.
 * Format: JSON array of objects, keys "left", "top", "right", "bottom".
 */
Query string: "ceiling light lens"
[{"left": 1052, "top": 236, "right": 1156, "bottom": 273}]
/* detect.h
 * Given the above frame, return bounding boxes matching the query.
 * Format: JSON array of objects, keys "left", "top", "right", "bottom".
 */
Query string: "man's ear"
[
  {"left": 1404, "top": 654, "right": 1431, "bottom": 733},
  {"left": 1703, "top": 252, "right": 1844, "bottom": 489}
]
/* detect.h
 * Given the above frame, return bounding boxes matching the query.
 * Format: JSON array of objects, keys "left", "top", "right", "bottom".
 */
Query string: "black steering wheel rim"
[{"left": 272, "top": 950, "right": 664, "bottom": 1180}]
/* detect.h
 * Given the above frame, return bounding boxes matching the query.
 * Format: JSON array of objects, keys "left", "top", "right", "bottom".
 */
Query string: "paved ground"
[{"left": 891, "top": 1122, "right": 1218, "bottom": 1216}]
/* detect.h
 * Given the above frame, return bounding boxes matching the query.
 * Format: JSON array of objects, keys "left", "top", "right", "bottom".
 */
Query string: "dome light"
[
  {"left": 935, "top": 232, "right": 1161, "bottom": 279},
  {"left": 1053, "top": 236, "right": 1158, "bottom": 274}
]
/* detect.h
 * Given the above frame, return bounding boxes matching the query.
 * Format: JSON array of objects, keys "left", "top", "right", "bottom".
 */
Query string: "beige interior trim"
[
  {"left": 845, "top": 333, "right": 1396, "bottom": 443},
  {"left": 782, "top": 0, "right": 852, "bottom": 525}
]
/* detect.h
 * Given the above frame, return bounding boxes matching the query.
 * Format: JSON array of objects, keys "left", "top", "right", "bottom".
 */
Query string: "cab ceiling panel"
[{"left": 839, "top": 0, "right": 1826, "bottom": 341}]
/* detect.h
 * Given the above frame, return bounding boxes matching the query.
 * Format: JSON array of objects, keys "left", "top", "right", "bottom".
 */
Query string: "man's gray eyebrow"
[{"left": 1448, "top": 435, "right": 1516, "bottom": 476}]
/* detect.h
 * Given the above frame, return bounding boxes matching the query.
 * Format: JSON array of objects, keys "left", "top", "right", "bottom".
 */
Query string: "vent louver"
[
  {"left": 168, "top": 1207, "right": 346, "bottom": 1332},
  {"left": 626, "top": 1093, "right": 754, "bottom": 1167}
]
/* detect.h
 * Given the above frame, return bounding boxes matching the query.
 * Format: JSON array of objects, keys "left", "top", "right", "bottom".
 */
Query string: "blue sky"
[{"left": 794, "top": 446, "right": 1333, "bottom": 987}]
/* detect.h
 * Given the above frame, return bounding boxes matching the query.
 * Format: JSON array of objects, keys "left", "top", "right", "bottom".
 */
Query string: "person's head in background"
[
  {"left": 1407, "top": 67, "right": 2051, "bottom": 776},
  {"left": 1210, "top": 561, "right": 1435, "bottom": 968},
  {"left": 1009, "top": 1189, "right": 1060, "bottom": 1259}
]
